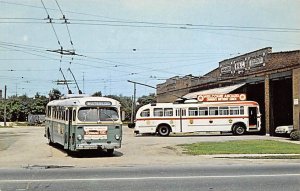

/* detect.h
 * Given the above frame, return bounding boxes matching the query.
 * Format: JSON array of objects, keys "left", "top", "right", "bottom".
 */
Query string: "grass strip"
[
  {"left": 180, "top": 140, "right": 300, "bottom": 155},
  {"left": 215, "top": 155, "right": 300, "bottom": 159}
]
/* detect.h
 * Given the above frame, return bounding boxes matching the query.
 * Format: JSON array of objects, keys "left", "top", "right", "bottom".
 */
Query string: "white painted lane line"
[{"left": 1, "top": 173, "right": 300, "bottom": 183}]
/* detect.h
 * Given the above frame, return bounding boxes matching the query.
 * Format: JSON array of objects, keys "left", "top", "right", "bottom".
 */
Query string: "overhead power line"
[
  {"left": 54, "top": 0, "right": 74, "bottom": 49},
  {"left": 41, "top": 0, "right": 62, "bottom": 49}
]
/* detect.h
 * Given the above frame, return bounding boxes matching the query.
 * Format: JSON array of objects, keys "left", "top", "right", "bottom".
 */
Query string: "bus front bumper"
[{"left": 76, "top": 143, "right": 121, "bottom": 150}]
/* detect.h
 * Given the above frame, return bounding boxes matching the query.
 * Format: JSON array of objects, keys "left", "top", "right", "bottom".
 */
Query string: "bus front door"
[
  {"left": 64, "top": 108, "right": 72, "bottom": 150},
  {"left": 249, "top": 107, "right": 258, "bottom": 128}
]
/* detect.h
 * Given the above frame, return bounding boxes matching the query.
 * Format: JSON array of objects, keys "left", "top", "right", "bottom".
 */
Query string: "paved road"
[
  {"left": 0, "top": 164, "right": 300, "bottom": 191},
  {"left": 0, "top": 126, "right": 299, "bottom": 168}
]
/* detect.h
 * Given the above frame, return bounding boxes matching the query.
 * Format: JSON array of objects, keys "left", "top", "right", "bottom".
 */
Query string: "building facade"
[{"left": 156, "top": 47, "right": 300, "bottom": 135}]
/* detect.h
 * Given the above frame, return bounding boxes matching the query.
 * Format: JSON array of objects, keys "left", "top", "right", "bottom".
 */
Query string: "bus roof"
[
  {"left": 140, "top": 101, "right": 259, "bottom": 109},
  {"left": 47, "top": 96, "right": 120, "bottom": 107}
]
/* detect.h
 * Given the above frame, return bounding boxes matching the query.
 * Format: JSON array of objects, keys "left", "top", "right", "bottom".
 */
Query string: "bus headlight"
[
  {"left": 115, "top": 135, "right": 120, "bottom": 140},
  {"left": 77, "top": 135, "right": 83, "bottom": 141}
]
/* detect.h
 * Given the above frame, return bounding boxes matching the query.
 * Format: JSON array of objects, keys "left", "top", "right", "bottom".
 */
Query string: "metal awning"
[{"left": 183, "top": 83, "right": 245, "bottom": 99}]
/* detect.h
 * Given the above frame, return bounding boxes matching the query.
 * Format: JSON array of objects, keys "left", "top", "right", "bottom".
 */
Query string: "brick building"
[{"left": 156, "top": 47, "right": 300, "bottom": 135}]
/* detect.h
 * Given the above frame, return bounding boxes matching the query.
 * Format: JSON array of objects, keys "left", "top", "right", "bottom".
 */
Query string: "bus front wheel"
[
  {"left": 107, "top": 149, "right": 114, "bottom": 156},
  {"left": 157, "top": 125, "right": 170, "bottom": 136},
  {"left": 233, "top": 124, "right": 245, "bottom": 135}
]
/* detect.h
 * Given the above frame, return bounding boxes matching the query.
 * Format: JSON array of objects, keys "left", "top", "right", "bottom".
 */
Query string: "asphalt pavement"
[
  {"left": 0, "top": 164, "right": 300, "bottom": 191},
  {"left": 0, "top": 126, "right": 300, "bottom": 168}
]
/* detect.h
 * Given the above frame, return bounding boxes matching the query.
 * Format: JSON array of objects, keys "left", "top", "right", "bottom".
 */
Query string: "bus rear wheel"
[
  {"left": 157, "top": 125, "right": 170, "bottom": 136},
  {"left": 233, "top": 124, "right": 245, "bottom": 135},
  {"left": 47, "top": 129, "right": 53, "bottom": 146}
]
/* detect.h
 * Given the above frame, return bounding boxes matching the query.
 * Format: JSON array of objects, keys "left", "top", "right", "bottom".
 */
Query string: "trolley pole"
[{"left": 4, "top": 85, "right": 7, "bottom": 127}]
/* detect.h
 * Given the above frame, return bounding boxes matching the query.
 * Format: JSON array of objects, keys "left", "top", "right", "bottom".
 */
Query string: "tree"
[
  {"left": 31, "top": 93, "right": 48, "bottom": 114},
  {"left": 106, "top": 94, "right": 132, "bottom": 121},
  {"left": 49, "top": 89, "right": 61, "bottom": 101},
  {"left": 0, "top": 93, "right": 49, "bottom": 122},
  {"left": 136, "top": 93, "right": 156, "bottom": 111},
  {"left": 92, "top": 91, "right": 102, "bottom": 97}
]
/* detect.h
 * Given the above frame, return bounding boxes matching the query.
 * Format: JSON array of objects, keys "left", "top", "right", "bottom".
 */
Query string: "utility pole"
[
  {"left": 130, "top": 84, "right": 136, "bottom": 123},
  {"left": 4, "top": 85, "right": 7, "bottom": 127},
  {"left": 127, "top": 80, "right": 156, "bottom": 123}
]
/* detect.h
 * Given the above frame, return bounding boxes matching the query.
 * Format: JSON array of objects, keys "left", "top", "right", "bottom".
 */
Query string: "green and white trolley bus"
[{"left": 45, "top": 95, "right": 122, "bottom": 155}]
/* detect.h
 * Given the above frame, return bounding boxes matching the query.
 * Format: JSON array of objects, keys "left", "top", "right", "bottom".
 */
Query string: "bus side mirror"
[{"left": 121, "top": 111, "right": 126, "bottom": 121}]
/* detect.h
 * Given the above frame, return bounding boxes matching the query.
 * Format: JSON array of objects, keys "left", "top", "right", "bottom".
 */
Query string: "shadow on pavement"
[{"left": 49, "top": 142, "right": 123, "bottom": 158}]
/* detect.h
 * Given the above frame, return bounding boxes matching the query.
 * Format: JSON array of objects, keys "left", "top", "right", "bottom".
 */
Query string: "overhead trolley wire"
[
  {"left": 54, "top": 0, "right": 74, "bottom": 49},
  {"left": 41, "top": 0, "right": 62, "bottom": 50}
]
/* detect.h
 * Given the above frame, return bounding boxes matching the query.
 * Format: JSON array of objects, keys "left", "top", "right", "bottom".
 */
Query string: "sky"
[{"left": 0, "top": 0, "right": 300, "bottom": 98}]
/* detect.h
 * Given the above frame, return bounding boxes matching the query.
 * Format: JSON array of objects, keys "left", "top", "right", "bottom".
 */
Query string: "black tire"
[
  {"left": 107, "top": 149, "right": 114, "bottom": 156},
  {"left": 157, "top": 125, "right": 171, "bottom": 136},
  {"left": 233, "top": 124, "right": 246, "bottom": 135},
  {"left": 47, "top": 129, "right": 53, "bottom": 146}
]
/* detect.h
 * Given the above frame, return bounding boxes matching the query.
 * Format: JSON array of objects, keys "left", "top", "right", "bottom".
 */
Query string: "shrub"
[{"left": 290, "top": 129, "right": 300, "bottom": 141}]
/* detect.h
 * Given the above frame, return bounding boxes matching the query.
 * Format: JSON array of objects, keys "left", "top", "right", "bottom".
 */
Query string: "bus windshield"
[{"left": 78, "top": 107, "right": 119, "bottom": 122}]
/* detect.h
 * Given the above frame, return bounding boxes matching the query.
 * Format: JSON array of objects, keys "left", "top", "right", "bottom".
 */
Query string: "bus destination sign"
[
  {"left": 85, "top": 101, "right": 112, "bottom": 106},
  {"left": 197, "top": 94, "right": 247, "bottom": 102}
]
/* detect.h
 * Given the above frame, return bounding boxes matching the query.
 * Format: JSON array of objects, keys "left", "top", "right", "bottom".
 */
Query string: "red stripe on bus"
[{"left": 136, "top": 116, "right": 249, "bottom": 121}]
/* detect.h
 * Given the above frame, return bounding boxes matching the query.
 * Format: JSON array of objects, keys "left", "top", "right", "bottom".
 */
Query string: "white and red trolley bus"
[{"left": 133, "top": 94, "right": 261, "bottom": 136}]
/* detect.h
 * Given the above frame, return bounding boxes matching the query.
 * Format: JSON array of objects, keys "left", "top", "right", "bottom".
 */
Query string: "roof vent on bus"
[
  {"left": 150, "top": 103, "right": 156, "bottom": 106},
  {"left": 184, "top": 99, "right": 198, "bottom": 104}
]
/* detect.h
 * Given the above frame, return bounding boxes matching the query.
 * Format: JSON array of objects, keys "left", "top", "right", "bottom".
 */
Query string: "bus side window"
[
  {"left": 73, "top": 110, "right": 76, "bottom": 121},
  {"left": 65, "top": 110, "right": 69, "bottom": 121},
  {"left": 176, "top": 109, "right": 186, "bottom": 116},
  {"left": 188, "top": 107, "right": 198, "bottom": 116},
  {"left": 219, "top": 107, "right": 229, "bottom": 115},
  {"left": 209, "top": 107, "right": 218, "bottom": 115},
  {"left": 154, "top": 108, "right": 163, "bottom": 117},
  {"left": 199, "top": 107, "right": 208, "bottom": 116},
  {"left": 230, "top": 107, "right": 240, "bottom": 115},
  {"left": 240, "top": 106, "right": 244, "bottom": 115},
  {"left": 181, "top": 109, "right": 186, "bottom": 116},
  {"left": 175, "top": 109, "right": 180, "bottom": 116},
  {"left": 164, "top": 108, "right": 173, "bottom": 116},
  {"left": 140, "top": 109, "right": 150, "bottom": 117}
]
